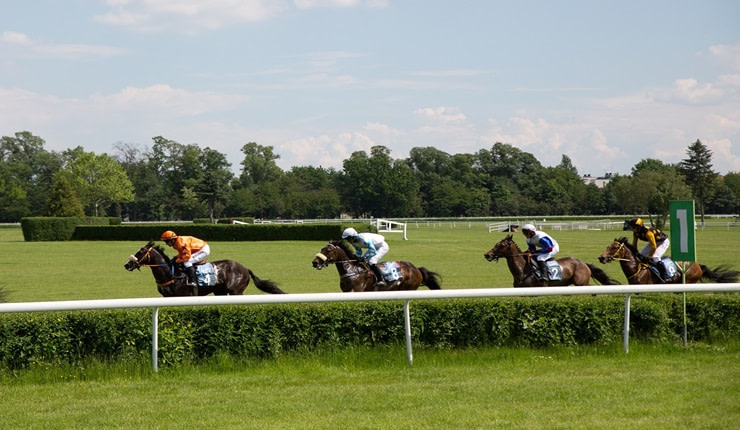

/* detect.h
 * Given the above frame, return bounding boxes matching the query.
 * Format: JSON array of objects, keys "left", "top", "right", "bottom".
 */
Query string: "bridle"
[
  {"left": 313, "top": 243, "right": 363, "bottom": 272},
  {"left": 128, "top": 245, "right": 169, "bottom": 270},
  {"left": 487, "top": 239, "right": 527, "bottom": 262}
]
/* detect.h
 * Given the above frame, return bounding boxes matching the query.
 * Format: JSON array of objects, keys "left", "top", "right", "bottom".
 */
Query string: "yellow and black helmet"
[{"left": 623, "top": 218, "right": 643, "bottom": 230}]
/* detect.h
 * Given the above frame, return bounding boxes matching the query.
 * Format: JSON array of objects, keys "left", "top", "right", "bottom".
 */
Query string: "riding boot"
[
  {"left": 537, "top": 260, "right": 549, "bottom": 281},
  {"left": 185, "top": 265, "right": 198, "bottom": 287},
  {"left": 370, "top": 264, "right": 387, "bottom": 288}
]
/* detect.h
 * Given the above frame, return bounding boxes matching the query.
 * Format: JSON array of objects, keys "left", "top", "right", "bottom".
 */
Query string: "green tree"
[
  {"left": 195, "top": 148, "right": 234, "bottom": 223},
  {"left": 679, "top": 139, "right": 716, "bottom": 224},
  {"left": 65, "top": 150, "right": 135, "bottom": 216},
  {"left": 341, "top": 146, "right": 422, "bottom": 217},
  {"left": 44, "top": 172, "right": 84, "bottom": 216},
  {"left": 0, "top": 131, "right": 62, "bottom": 220},
  {"left": 238, "top": 142, "right": 284, "bottom": 187}
]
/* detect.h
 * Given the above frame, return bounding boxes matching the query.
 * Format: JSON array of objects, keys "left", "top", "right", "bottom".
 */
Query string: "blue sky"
[{"left": 1, "top": 0, "right": 738, "bottom": 176}]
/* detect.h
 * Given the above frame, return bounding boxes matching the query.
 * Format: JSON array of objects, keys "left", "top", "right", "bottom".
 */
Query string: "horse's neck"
[
  {"left": 505, "top": 255, "right": 528, "bottom": 279},
  {"left": 148, "top": 252, "right": 173, "bottom": 282},
  {"left": 335, "top": 259, "right": 361, "bottom": 276},
  {"left": 618, "top": 248, "right": 643, "bottom": 277}
]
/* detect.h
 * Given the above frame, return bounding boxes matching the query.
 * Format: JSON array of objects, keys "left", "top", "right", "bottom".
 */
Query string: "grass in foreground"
[{"left": 1, "top": 342, "right": 738, "bottom": 429}]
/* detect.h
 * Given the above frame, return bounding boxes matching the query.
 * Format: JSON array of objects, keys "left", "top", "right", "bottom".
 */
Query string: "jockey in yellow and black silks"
[
  {"left": 623, "top": 218, "right": 670, "bottom": 281},
  {"left": 160, "top": 231, "right": 210, "bottom": 287}
]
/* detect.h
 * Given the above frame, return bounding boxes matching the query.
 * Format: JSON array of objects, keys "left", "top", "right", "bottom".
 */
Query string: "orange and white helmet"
[{"left": 161, "top": 230, "right": 178, "bottom": 241}]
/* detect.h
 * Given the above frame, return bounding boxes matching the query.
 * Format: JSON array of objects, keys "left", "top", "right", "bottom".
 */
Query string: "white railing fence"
[{"left": 1, "top": 284, "right": 738, "bottom": 371}]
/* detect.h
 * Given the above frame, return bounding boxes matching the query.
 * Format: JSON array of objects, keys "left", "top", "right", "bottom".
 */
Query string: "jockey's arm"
[
  {"left": 645, "top": 231, "right": 658, "bottom": 256},
  {"left": 536, "top": 237, "right": 554, "bottom": 254}
]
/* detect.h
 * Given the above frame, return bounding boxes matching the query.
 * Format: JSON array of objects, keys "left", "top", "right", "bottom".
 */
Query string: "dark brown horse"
[
  {"left": 484, "top": 234, "right": 620, "bottom": 287},
  {"left": 598, "top": 237, "right": 739, "bottom": 284},
  {"left": 124, "top": 241, "right": 285, "bottom": 296},
  {"left": 311, "top": 240, "right": 442, "bottom": 292}
]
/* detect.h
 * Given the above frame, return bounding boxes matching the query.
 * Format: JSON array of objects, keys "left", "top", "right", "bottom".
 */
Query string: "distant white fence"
[
  {"left": 2, "top": 284, "right": 738, "bottom": 371},
  {"left": 375, "top": 218, "right": 407, "bottom": 240},
  {"left": 489, "top": 219, "right": 621, "bottom": 232}
]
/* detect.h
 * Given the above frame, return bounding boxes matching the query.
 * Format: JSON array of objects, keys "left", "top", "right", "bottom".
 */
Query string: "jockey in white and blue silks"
[
  {"left": 521, "top": 223, "right": 559, "bottom": 280},
  {"left": 341, "top": 227, "right": 389, "bottom": 287}
]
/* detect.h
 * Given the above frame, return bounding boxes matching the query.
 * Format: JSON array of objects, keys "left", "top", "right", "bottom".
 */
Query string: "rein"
[{"left": 610, "top": 242, "right": 648, "bottom": 280}]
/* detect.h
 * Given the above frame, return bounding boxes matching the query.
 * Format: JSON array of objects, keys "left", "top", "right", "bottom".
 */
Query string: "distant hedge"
[
  {"left": 1, "top": 294, "right": 737, "bottom": 370},
  {"left": 20, "top": 217, "right": 373, "bottom": 241},
  {"left": 20, "top": 217, "right": 121, "bottom": 241}
]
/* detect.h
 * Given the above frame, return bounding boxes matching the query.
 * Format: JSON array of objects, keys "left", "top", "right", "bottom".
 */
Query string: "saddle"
[{"left": 530, "top": 259, "right": 563, "bottom": 281}]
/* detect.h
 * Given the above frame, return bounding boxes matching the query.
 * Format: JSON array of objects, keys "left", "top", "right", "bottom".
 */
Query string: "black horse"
[{"left": 124, "top": 241, "right": 285, "bottom": 296}]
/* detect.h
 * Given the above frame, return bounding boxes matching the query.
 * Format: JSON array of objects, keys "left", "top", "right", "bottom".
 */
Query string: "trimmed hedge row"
[
  {"left": 20, "top": 217, "right": 373, "bottom": 241},
  {"left": 20, "top": 217, "right": 121, "bottom": 241},
  {"left": 1, "top": 295, "right": 737, "bottom": 370},
  {"left": 71, "top": 223, "right": 372, "bottom": 241}
]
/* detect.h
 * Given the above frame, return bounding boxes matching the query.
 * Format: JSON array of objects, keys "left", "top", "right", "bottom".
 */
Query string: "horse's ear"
[
  {"left": 505, "top": 234, "right": 513, "bottom": 240},
  {"left": 146, "top": 240, "right": 155, "bottom": 247}
]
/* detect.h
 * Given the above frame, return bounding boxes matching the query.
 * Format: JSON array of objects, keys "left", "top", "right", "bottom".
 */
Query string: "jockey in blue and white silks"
[
  {"left": 521, "top": 223, "right": 559, "bottom": 280},
  {"left": 342, "top": 228, "right": 390, "bottom": 287}
]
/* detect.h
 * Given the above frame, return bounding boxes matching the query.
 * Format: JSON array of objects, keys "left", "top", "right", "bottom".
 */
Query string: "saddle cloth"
[
  {"left": 195, "top": 263, "right": 217, "bottom": 287},
  {"left": 379, "top": 262, "right": 402, "bottom": 282}
]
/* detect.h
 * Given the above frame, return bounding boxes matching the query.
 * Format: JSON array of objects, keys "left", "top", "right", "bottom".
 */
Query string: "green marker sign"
[{"left": 669, "top": 200, "right": 696, "bottom": 263}]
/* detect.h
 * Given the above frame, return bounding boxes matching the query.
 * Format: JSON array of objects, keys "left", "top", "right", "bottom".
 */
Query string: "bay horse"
[
  {"left": 311, "top": 240, "right": 442, "bottom": 292},
  {"left": 598, "top": 237, "right": 739, "bottom": 284},
  {"left": 484, "top": 234, "right": 620, "bottom": 287},
  {"left": 124, "top": 241, "right": 285, "bottom": 296}
]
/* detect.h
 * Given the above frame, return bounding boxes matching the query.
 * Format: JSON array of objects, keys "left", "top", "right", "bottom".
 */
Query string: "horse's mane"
[
  {"left": 503, "top": 234, "right": 523, "bottom": 253},
  {"left": 615, "top": 237, "right": 640, "bottom": 255},
  {"left": 331, "top": 239, "right": 357, "bottom": 257},
  {"left": 153, "top": 244, "right": 172, "bottom": 263}
]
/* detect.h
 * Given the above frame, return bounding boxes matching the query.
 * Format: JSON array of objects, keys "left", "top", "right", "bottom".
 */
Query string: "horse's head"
[
  {"left": 484, "top": 234, "right": 521, "bottom": 262},
  {"left": 312, "top": 240, "right": 353, "bottom": 269},
  {"left": 124, "top": 241, "right": 159, "bottom": 271},
  {"left": 598, "top": 237, "right": 629, "bottom": 264}
]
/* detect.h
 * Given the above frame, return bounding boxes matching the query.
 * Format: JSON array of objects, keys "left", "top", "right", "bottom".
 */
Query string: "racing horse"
[
  {"left": 598, "top": 237, "right": 739, "bottom": 284},
  {"left": 484, "top": 234, "right": 620, "bottom": 287},
  {"left": 124, "top": 241, "right": 285, "bottom": 296},
  {"left": 311, "top": 240, "right": 442, "bottom": 292}
]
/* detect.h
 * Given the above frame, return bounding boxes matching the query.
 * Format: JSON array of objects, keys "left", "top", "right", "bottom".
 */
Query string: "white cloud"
[
  {"left": 709, "top": 42, "right": 740, "bottom": 71},
  {"left": 0, "top": 31, "right": 125, "bottom": 60},
  {"left": 415, "top": 106, "right": 467, "bottom": 124},
  {"left": 95, "top": 0, "right": 287, "bottom": 32},
  {"left": 294, "top": 0, "right": 388, "bottom": 10}
]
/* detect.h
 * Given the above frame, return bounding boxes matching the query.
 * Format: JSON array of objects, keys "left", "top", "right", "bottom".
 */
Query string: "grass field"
[
  {"left": 1, "top": 343, "right": 738, "bottom": 429},
  {"left": 1, "top": 223, "right": 738, "bottom": 302},
  {"left": 1, "top": 224, "right": 739, "bottom": 428}
]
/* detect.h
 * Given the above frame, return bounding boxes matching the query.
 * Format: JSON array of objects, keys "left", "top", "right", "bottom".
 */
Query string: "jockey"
[
  {"left": 160, "top": 230, "right": 210, "bottom": 287},
  {"left": 341, "top": 227, "right": 390, "bottom": 288},
  {"left": 521, "top": 224, "right": 559, "bottom": 280},
  {"left": 623, "top": 217, "right": 670, "bottom": 282}
]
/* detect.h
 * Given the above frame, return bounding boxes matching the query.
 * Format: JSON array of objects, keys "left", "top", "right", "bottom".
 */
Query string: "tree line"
[{"left": 1, "top": 131, "right": 737, "bottom": 225}]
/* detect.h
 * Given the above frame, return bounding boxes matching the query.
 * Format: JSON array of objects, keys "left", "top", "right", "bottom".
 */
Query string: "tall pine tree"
[{"left": 679, "top": 139, "right": 716, "bottom": 224}]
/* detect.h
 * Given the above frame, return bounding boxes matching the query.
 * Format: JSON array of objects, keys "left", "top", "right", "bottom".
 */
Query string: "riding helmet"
[
  {"left": 341, "top": 227, "right": 358, "bottom": 238},
  {"left": 161, "top": 230, "right": 178, "bottom": 241},
  {"left": 623, "top": 218, "right": 643, "bottom": 230},
  {"left": 521, "top": 223, "right": 536, "bottom": 232}
]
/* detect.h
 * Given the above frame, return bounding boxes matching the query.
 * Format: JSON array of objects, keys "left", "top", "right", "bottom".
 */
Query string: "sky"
[{"left": 1, "top": 1, "right": 739, "bottom": 177}]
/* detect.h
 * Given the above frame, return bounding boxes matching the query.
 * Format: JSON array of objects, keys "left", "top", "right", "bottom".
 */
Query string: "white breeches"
[
  {"left": 534, "top": 251, "right": 557, "bottom": 262},
  {"left": 367, "top": 242, "right": 389, "bottom": 265},
  {"left": 640, "top": 239, "right": 669, "bottom": 262},
  {"left": 183, "top": 244, "right": 210, "bottom": 267}
]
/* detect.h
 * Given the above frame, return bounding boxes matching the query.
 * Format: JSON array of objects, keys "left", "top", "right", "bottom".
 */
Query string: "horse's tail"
[
  {"left": 419, "top": 267, "right": 442, "bottom": 290},
  {"left": 699, "top": 264, "right": 740, "bottom": 283},
  {"left": 587, "top": 263, "right": 620, "bottom": 285},
  {"left": 248, "top": 269, "right": 286, "bottom": 294}
]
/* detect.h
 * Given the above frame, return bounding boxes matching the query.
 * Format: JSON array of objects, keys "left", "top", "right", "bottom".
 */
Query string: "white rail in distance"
[{"left": 2, "top": 284, "right": 738, "bottom": 371}]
